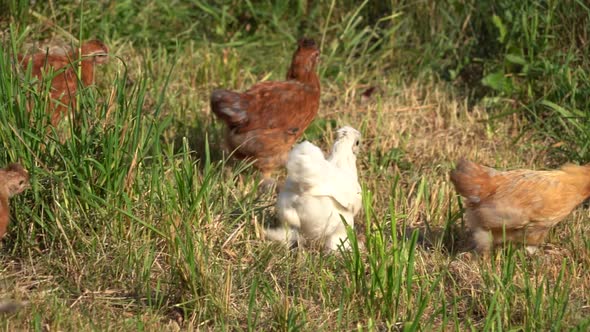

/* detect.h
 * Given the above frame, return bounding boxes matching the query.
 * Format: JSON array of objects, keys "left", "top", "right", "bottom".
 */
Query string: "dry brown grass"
[{"left": 2, "top": 39, "right": 589, "bottom": 330}]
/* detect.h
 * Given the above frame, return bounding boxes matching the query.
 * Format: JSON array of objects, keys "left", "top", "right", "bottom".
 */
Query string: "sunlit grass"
[{"left": 1, "top": 0, "right": 589, "bottom": 330}]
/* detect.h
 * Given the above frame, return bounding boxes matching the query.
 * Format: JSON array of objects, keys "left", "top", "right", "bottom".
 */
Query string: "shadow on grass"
[{"left": 400, "top": 222, "right": 474, "bottom": 256}]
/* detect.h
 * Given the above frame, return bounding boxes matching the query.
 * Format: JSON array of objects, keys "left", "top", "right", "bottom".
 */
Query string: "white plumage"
[{"left": 265, "top": 126, "right": 363, "bottom": 251}]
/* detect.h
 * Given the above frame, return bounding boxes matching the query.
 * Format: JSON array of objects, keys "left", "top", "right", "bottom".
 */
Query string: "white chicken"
[{"left": 265, "top": 126, "right": 363, "bottom": 251}]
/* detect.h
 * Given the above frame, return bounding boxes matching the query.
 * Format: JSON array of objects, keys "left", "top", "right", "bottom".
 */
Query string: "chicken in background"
[
  {"left": 0, "top": 299, "right": 26, "bottom": 314},
  {"left": 450, "top": 159, "right": 590, "bottom": 254},
  {"left": 0, "top": 163, "right": 30, "bottom": 240},
  {"left": 18, "top": 39, "right": 109, "bottom": 126},
  {"left": 210, "top": 38, "right": 321, "bottom": 188},
  {"left": 265, "top": 126, "right": 362, "bottom": 252}
]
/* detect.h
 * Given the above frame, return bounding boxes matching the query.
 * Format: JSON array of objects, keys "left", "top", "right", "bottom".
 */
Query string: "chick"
[
  {"left": 0, "top": 163, "right": 30, "bottom": 239},
  {"left": 451, "top": 159, "right": 590, "bottom": 254},
  {"left": 265, "top": 127, "right": 362, "bottom": 251}
]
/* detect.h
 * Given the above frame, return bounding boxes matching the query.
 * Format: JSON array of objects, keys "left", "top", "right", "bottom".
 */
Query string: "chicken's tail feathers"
[
  {"left": 450, "top": 158, "right": 496, "bottom": 204},
  {"left": 210, "top": 89, "right": 249, "bottom": 127},
  {"left": 286, "top": 141, "right": 328, "bottom": 189},
  {"left": 263, "top": 226, "right": 298, "bottom": 245}
]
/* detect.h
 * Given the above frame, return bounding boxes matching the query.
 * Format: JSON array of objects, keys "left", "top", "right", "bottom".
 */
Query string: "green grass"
[{"left": 1, "top": 0, "right": 590, "bottom": 330}]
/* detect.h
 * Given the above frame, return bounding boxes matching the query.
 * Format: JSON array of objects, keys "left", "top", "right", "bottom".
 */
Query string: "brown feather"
[
  {"left": 0, "top": 163, "right": 30, "bottom": 239},
  {"left": 19, "top": 39, "right": 109, "bottom": 126},
  {"left": 451, "top": 159, "right": 590, "bottom": 253},
  {"left": 210, "top": 38, "right": 321, "bottom": 179}
]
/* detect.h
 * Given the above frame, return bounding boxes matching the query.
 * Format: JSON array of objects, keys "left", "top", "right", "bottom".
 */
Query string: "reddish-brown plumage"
[
  {"left": 0, "top": 163, "right": 30, "bottom": 239},
  {"left": 210, "top": 38, "right": 321, "bottom": 182},
  {"left": 19, "top": 40, "right": 109, "bottom": 126},
  {"left": 451, "top": 159, "right": 590, "bottom": 254}
]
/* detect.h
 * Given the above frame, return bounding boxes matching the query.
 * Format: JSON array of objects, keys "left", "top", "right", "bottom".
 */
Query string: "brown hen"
[
  {"left": 451, "top": 159, "right": 590, "bottom": 254},
  {"left": 18, "top": 39, "right": 109, "bottom": 126},
  {"left": 210, "top": 38, "right": 320, "bottom": 186}
]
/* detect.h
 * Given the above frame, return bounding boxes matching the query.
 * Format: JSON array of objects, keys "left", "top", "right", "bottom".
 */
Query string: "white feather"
[{"left": 265, "top": 126, "right": 363, "bottom": 251}]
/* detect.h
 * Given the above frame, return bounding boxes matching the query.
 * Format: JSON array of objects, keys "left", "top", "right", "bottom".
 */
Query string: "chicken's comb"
[{"left": 298, "top": 38, "right": 317, "bottom": 49}]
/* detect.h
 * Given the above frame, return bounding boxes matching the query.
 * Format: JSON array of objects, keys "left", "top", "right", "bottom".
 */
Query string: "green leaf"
[
  {"left": 492, "top": 15, "right": 507, "bottom": 44},
  {"left": 505, "top": 54, "right": 527, "bottom": 66},
  {"left": 481, "top": 71, "right": 513, "bottom": 94}
]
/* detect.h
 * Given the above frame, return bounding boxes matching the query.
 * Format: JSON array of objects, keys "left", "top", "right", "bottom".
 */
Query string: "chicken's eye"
[{"left": 355, "top": 140, "right": 360, "bottom": 146}]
